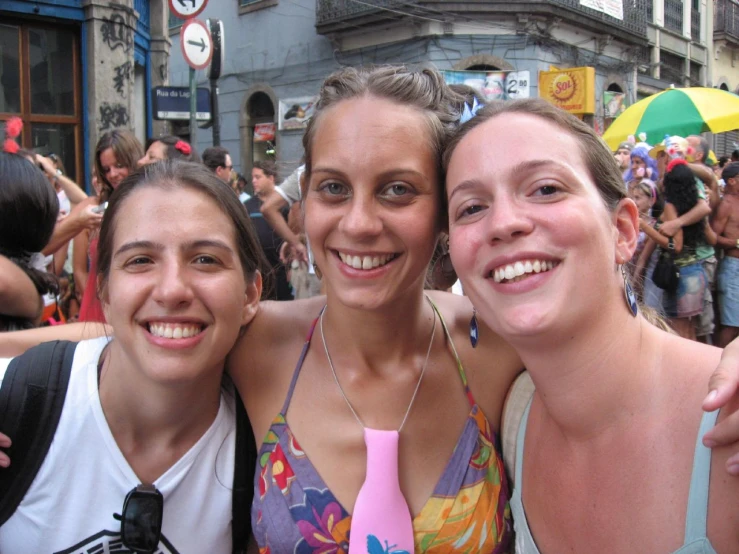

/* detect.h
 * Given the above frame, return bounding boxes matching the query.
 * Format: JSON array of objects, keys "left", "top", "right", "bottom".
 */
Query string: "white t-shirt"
[
  {"left": 275, "top": 165, "right": 317, "bottom": 275},
  {"left": 57, "top": 190, "right": 71, "bottom": 216},
  {"left": 274, "top": 165, "right": 304, "bottom": 207},
  {"left": 0, "top": 337, "right": 236, "bottom": 554}
]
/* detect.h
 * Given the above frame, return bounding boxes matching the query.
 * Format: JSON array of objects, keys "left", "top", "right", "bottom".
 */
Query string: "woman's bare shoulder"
[
  {"left": 426, "top": 290, "right": 524, "bottom": 427},
  {"left": 426, "top": 290, "right": 520, "bottom": 367},
  {"left": 661, "top": 331, "right": 722, "bottom": 374},
  {"left": 228, "top": 296, "right": 325, "bottom": 377},
  {"left": 227, "top": 297, "right": 326, "bottom": 436}
]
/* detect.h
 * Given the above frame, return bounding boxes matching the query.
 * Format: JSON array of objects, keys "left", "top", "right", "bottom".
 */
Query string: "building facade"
[
  {"left": 0, "top": 0, "right": 170, "bottom": 186},
  {"left": 640, "top": 0, "right": 710, "bottom": 96},
  {"left": 168, "top": 0, "right": 735, "bottom": 174}
]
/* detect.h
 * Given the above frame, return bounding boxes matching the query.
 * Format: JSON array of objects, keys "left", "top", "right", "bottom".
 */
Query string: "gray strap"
[
  {"left": 502, "top": 371, "right": 535, "bottom": 485},
  {"left": 684, "top": 409, "right": 720, "bottom": 543},
  {"left": 514, "top": 394, "right": 535, "bottom": 493}
]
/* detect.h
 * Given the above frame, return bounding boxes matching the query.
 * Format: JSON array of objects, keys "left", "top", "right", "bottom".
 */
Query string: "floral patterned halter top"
[{"left": 252, "top": 301, "right": 512, "bottom": 553}]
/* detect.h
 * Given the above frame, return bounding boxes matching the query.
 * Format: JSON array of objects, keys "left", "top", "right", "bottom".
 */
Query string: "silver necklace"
[{"left": 319, "top": 295, "right": 437, "bottom": 433}]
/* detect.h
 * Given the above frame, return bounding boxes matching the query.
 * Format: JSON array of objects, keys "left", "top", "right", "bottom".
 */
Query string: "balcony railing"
[
  {"left": 664, "top": 0, "right": 683, "bottom": 33},
  {"left": 690, "top": 7, "right": 700, "bottom": 40},
  {"left": 316, "top": 0, "right": 648, "bottom": 40},
  {"left": 715, "top": 0, "right": 739, "bottom": 42}
]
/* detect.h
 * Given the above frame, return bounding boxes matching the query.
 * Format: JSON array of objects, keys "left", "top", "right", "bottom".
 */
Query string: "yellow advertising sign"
[{"left": 538, "top": 67, "right": 595, "bottom": 114}]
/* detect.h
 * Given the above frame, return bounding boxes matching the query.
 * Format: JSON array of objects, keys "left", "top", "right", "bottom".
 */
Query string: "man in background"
[{"left": 202, "top": 146, "right": 233, "bottom": 184}]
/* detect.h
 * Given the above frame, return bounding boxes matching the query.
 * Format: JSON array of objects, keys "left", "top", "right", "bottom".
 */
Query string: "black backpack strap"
[
  {"left": 0, "top": 340, "right": 77, "bottom": 526},
  {"left": 232, "top": 392, "right": 257, "bottom": 553}
]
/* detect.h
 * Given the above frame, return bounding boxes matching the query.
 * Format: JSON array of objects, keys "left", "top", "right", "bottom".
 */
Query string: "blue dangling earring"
[
  {"left": 622, "top": 265, "right": 638, "bottom": 317},
  {"left": 469, "top": 308, "right": 479, "bottom": 348}
]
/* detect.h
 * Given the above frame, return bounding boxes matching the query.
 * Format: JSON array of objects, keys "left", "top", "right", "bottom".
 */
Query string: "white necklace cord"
[{"left": 320, "top": 295, "right": 437, "bottom": 433}]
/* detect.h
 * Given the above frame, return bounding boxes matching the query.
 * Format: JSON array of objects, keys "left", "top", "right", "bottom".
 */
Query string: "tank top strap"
[
  {"left": 279, "top": 306, "right": 326, "bottom": 414},
  {"left": 427, "top": 296, "right": 477, "bottom": 409},
  {"left": 683, "top": 408, "right": 720, "bottom": 544},
  {"left": 514, "top": 395, "right": 534, "bottom": 489}
]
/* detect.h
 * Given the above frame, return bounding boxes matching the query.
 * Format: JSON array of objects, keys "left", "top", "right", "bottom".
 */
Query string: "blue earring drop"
[
  {"left": 622, "top": 265, "right": 638, "bottom": 317},
  {"left": 469, "top": 308, "right": 479, "bottom": 347}
]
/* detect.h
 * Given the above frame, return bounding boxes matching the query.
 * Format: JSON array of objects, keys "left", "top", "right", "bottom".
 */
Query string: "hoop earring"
[
  {"left": 622, "top": 265, "right": 638, "bottom": 317},
  {"left": 312, "top": 263, "right": 323, "bottom": 279},
  {"left": 469, "top": 308, "right": 479, "bottom": 348}
]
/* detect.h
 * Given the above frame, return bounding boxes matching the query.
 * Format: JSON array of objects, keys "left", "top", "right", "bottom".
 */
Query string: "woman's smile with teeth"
[
  {"left": 491, "top": 259, "right": 557, "bottom": 283},
  {"left": 147, "top": 323, "right": 204, "bottom": 339},
  {"left": 337, "top": 251, "right": 397, "bottom": 270}
]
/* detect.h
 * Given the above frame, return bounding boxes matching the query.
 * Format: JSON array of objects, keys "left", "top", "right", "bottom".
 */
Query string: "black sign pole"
[
  {"left": 207, "top": 19, "right": 223, "bottom": 147},
  {"left": 211, "top": 79, "right": 220, "bottom": 146}
]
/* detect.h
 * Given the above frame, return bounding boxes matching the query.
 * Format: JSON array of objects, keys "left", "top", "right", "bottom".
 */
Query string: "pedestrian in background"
[
  {"left": 245, "top": 160, "right": 292, "bottom": 300},
  {"left": 75, "top": 130, "right": 143, "bottom": 323}
]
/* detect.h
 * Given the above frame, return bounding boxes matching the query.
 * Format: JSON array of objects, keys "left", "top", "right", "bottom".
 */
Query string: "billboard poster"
[
  {"left": 538, "top": 67, "right": 596, "bottom": 114},
  {"left": 440, "top": 70, "right": 531, "bottom": 101},
  {"left": 603, "top": 91, "right": 627, "bottom": 118},
  {"left": 580, "top": 0, "right": 624, "bottom": 20},
  {"left": 254, "top": 123, "right": 276, "bottom": 142},
  {"left": 278, "top": 96, "right": 317, "bottom": 130}
]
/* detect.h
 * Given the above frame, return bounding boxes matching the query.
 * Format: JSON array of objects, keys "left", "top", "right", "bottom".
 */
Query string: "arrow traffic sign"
[
  {"left": 180, "top": 19, "right": 213, "bottom": 70},
  {"left": 168, "top": 0, "right": 208, "bottom": 20},
  {"left": 188, "top": 37, "right": 207, "bottom": 52}
]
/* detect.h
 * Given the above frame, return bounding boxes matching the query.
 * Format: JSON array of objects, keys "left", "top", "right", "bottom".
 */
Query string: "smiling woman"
[
  {"left": 229, "top": 65, "right": 524, "bottom": 554},
  {"left": 444, "top": 98, "right": 739, "bottom": 553},
  {"left": 0, "top": 161, "right": 265, "bottom": 553}
]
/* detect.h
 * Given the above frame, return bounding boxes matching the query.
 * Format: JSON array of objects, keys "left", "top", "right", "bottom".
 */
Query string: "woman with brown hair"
[
  {"left": 137, "top": 135, "right": 199, "bottom": 166},
  {"left": 75, "top": 130, "right": 143, "bottom": 322},
  {"left": 444, "top": 97, "right": 737, "bottom": 552},
  {"left": 0, "top": 161, "right": 264, "bottom": 552}
]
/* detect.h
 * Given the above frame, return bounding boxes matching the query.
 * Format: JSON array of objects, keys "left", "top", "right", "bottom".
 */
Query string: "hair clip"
[
  {"left": 459, "top": 97, "right": 482, "bottom": 124},
  {"left": 3, "top": 117, "right": 22, "bottom": 154},
  {"left": 175, "top": 140, "right": 191, "bottom": 156}
]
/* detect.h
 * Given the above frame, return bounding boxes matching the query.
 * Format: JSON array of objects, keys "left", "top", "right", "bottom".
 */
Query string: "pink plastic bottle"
[{"left": 348, "top": 428, "right": 414, "bottom": 554}]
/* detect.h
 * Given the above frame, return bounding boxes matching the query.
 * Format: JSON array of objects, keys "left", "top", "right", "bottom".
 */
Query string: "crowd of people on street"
[
  {"left": 615, "top": 133, "right": 739, "bottom": 346},
  {"left": 3, "top": 65, "right": 739, "bottom": 553}
]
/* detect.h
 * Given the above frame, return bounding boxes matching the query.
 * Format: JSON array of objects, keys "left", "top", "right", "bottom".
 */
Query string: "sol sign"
[{"left": 538, "top": 67, "right": 595, "bottom": 114}]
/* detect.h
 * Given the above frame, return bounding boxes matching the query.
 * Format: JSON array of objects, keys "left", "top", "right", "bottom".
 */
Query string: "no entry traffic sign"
[
  {"left": 180, "top": 19, "right": 213, "bottom": 71},
  {"left": 168, "top": 0, "right": 208, "bottom": 20}
]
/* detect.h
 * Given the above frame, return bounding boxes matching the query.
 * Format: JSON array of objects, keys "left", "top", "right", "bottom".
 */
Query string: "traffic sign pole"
[
  {"left": 210, "top": 78, "right": 220, "bottom": 146},
  {"left": 180, "top": 18, "right": 213, "bottom": 147},
  {"left": 207, "top": 18, "right": 224, "bottom": 147},
  {"left": 189, "top": 67, "right": 198, "bottom": 147}
]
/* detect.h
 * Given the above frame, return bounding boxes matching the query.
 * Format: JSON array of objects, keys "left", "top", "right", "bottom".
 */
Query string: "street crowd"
[
  {"left": 1, "top": 124, "right": 322, "bottom": 332},
  {"left": 615, "top": 134, "right": 739, "bottom": 346},
  {"left": 2, "top": 66, "right": 739, "bottom": 553}
]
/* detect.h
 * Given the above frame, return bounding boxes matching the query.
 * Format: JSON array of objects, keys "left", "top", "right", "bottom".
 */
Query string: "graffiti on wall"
[
  {"left": 99, "top": 102, "right": 130, "bottom": 131},
  {"left": 101, "top": 13, "right": 132, "bottom": 52},
  {"left": 113, "top": 61, "right": 133, "bottom": 97}
]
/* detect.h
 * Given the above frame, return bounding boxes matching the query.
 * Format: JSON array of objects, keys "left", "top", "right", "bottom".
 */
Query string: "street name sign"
[{"left": 152, "top": 86, "right": 211, "bottom": 120}]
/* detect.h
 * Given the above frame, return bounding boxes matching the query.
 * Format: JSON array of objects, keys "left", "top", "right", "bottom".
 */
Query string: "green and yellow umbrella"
[{"left": 602, "top": 86, "right": 739, "bottom": 150}]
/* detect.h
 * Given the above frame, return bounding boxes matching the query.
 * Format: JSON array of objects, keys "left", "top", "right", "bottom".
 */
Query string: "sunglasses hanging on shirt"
[{"left": 113, "top": 484, "right": 164, "bottom": 553}]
